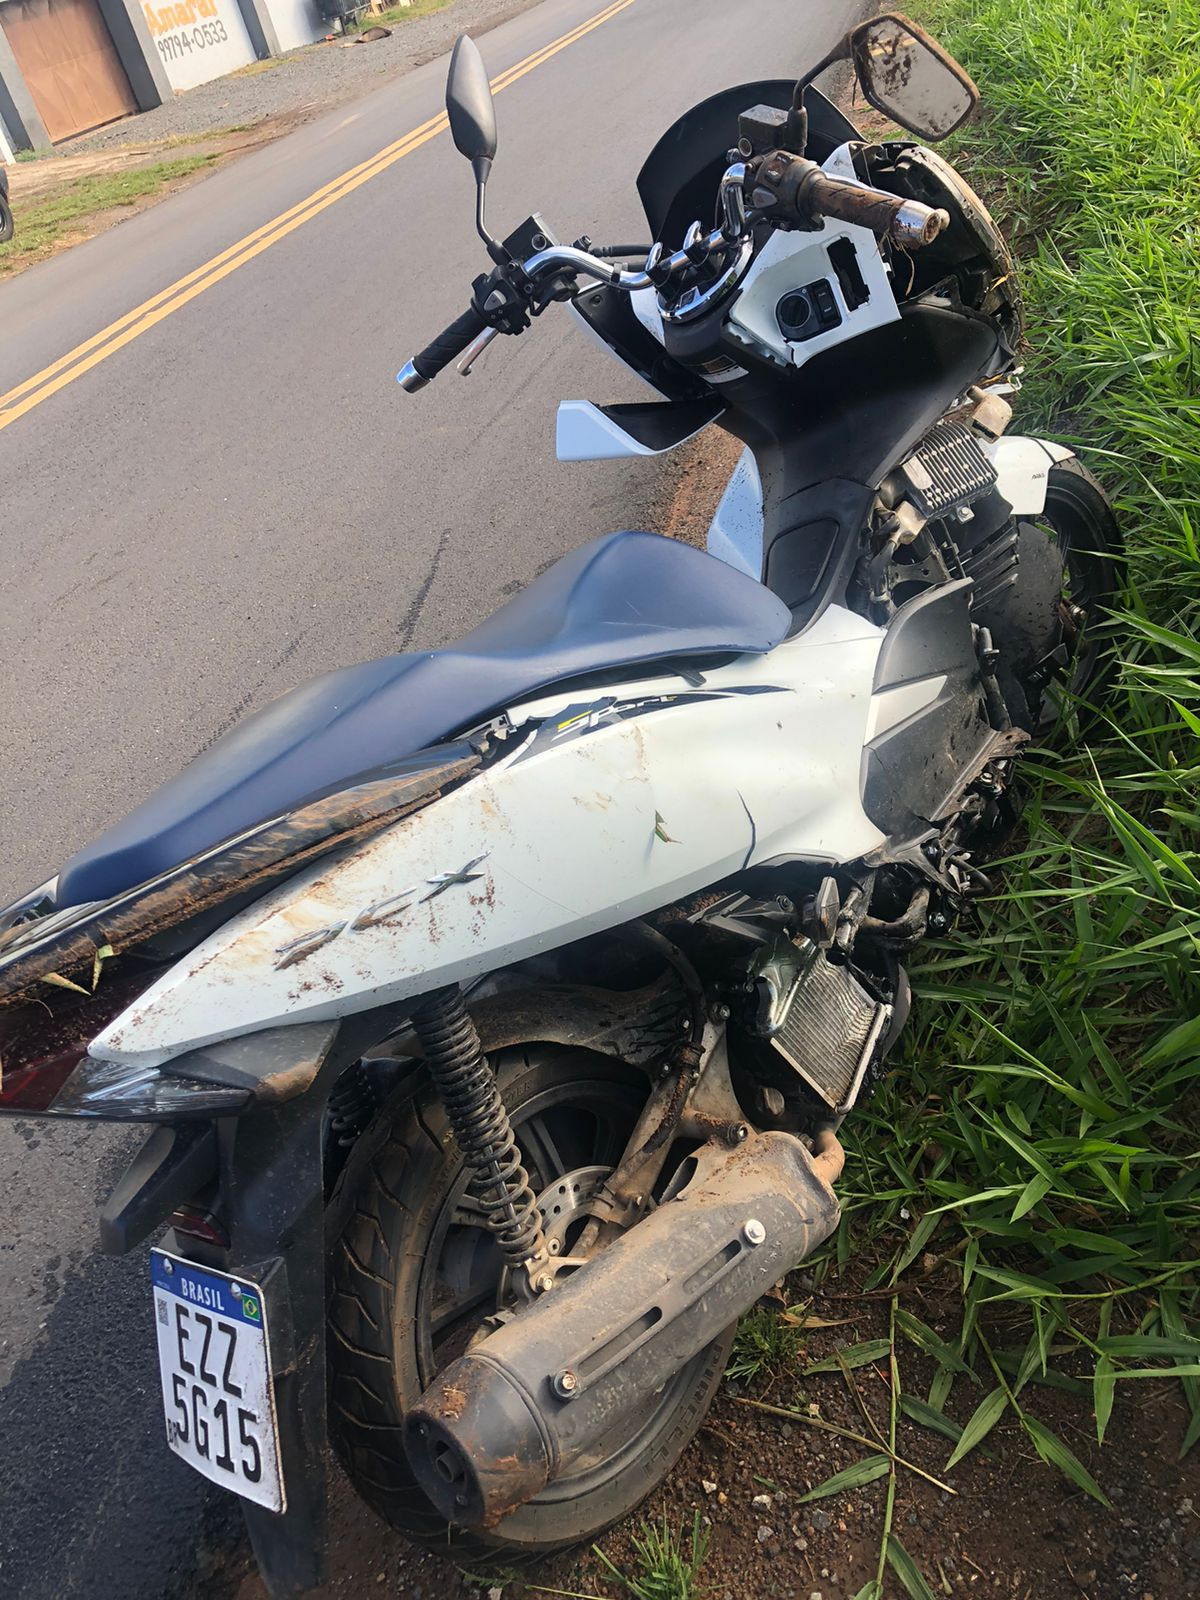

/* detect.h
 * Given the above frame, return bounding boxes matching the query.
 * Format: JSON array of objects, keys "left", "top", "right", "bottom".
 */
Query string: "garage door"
[{"left": 2, "top": 0, "right": 137, "bottom": 143}]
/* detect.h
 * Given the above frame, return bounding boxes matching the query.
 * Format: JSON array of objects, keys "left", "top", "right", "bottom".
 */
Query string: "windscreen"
[{"left": 635, "top": 83, "right": 861, "bottom": 245}]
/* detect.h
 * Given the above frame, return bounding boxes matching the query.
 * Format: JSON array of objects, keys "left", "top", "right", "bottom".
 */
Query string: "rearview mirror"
[
  {"left": 850, "top": 14, "right": 978, "bottom": 140},
  {"left": 446, "top": 35, "right": 498, "bottom": 180}
]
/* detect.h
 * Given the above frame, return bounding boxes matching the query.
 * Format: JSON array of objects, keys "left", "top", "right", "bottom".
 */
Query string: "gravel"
[{"left": 70, "top": 0, "right": 540, "bottom": 151}]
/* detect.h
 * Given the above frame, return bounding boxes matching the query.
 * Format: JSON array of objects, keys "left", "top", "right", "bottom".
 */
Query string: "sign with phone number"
[{"left": 142, "top": 0, "right": 256, "bottom": 92}]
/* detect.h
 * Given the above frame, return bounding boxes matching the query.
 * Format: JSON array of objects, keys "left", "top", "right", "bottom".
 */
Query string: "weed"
[
  {"left": 725, "top": 1304, "right": 807, "bottom": 1385},
  {"left": 832, "top": 0, "right": 1200, "bottom": 1478},
  {"left": 231, "top": 56, "right": 287, "bottom": 76},
  {"left": 358, "top": 0, "right": 455, "bottom": 26},
  {"left": 594, "top": 1511, "right": 711, "bottom": 1600}
]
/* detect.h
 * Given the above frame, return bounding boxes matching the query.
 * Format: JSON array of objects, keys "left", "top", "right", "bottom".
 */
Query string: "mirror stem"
[
  {"left": 785, "top": 98, "right": 808, "bottom": 155},
  {"left": 473, "top": 168, "right": 508, "bottom": 265}
]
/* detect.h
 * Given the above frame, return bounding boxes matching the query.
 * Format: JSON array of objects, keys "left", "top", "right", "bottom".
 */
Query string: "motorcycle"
[{"left": 0, "top": 13, "right": 1122, "bottom": 1594}]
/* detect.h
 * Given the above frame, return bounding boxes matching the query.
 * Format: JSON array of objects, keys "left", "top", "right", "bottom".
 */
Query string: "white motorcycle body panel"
[
  {"left": 555, "top": 399, "right": 715, "bottom": 461},
  {"left": 706, "top": 448, "right": 762, "bottom": 577},
  {"left": 979, "top": 434, "right": 1073, "bottom": 515},
  {"left": 723, "top": 146, "right": 900, "bottom": 372},
  {"left": 92, "top": 605, "right": 895, "bottom": 1069}
]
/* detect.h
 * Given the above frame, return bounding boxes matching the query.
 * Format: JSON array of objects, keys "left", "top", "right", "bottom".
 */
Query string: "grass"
[
  {"left": 231, "top": 56, "right": 288, "bottom": 76},
  {"left": 362, "top": 0, "right": 456, "bottom": 25},
  {"left": 827, "top": 0, "right": 1200, "bottom": 1479},
  {"left": 725, "top": 1303, "right": 809, "bottom": 1385},
  {"left": 0, "top": 156, "right": 215, "bottom": 275},
  {"left": 724, "top": 0, "right": 1199, "bottom": 1563},
  {"left": 595, "top": 1511, "right": 711, "bottom": 1600}
]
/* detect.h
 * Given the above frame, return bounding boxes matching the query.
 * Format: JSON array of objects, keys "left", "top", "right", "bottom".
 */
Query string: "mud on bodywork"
[{"left": 0, "top": 751, "right": 478, "bottom": 1006}]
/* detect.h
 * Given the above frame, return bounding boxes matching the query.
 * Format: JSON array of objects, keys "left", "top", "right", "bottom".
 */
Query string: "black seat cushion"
[{"left": 56, "top": 531, "right": 788, "bottom": 908}]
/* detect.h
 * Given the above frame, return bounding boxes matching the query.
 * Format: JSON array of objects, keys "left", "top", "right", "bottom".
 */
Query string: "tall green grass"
[{"left": 841, "top": 0, "right": 1200, "bottom": 1461}]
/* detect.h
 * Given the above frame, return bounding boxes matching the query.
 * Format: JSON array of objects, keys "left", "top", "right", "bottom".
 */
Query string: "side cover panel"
[
  {"left": 862, "top": 580, "right": 996, "bottom": 839},
  {"left": 91, "top": 609, "right": 888, "bottom": 1068}
]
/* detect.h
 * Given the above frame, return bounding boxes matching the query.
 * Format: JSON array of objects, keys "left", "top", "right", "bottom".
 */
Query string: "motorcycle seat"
[{"left": 55, "top": 531, "right": 789, "bottom": 908}]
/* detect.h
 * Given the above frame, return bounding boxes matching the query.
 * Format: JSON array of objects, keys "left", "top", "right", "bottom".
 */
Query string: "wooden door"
[{"left": 3, "top": 0, "right": 138, "bottom": 143}]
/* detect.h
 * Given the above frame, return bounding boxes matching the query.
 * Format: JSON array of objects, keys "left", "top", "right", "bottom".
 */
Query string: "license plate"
[{"left": 151, "top": 1250, "right": 285, "bottom": 1512}]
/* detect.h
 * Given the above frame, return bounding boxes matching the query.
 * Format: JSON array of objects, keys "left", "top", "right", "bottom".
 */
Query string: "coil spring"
[
  {"left": 413, "top": 987, "right": 546, "bottom": 1269},
  {"left": 327, "top": 1062, "right": 376, "bottom": 1150}
]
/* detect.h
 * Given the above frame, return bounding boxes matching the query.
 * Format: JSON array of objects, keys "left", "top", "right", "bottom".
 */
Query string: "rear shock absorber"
[{"left": 412, "top": 986, "right": 547, "bottom": 1281}]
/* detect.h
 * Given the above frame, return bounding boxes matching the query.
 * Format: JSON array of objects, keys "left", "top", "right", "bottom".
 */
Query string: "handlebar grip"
[
  {"left": 803, "top": 172, "right": 949, "bottom": 249},
  {"left": 398, "top": 303, "right": 489, "bottom": 392}
]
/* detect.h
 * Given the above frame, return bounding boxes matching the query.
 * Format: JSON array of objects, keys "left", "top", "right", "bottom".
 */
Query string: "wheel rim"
[{"left": 412, "top": 1066, "right": 714, "bottom": 1505}]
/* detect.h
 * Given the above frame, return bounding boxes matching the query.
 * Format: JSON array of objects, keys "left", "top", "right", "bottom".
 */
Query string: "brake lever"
[{"left": 457, "top": 325, "right": 502, "bottom": 376}]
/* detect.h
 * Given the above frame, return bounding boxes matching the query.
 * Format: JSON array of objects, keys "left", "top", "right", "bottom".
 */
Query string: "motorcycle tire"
[
  {"left": 982, "top": 455, "right": 1124, "bottom": 734},
  {"left": 328, "top": 1044, "right": 734, "bottom": 1565},
  {"left": 1040, "top": 455, "right": 1125, "bottom": 710},
  {"left": 0, "top": 195, "right": 13, "bottom": 246}
]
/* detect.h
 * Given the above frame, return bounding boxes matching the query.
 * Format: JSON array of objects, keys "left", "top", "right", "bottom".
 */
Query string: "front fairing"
[{"left": 636, "top": 82, "right": 860, "bottom": 243}]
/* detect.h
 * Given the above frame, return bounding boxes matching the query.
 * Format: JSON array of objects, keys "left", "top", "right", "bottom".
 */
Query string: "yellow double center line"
[{"left": 0, "top": 0, "right": 638, "bottom": 434}]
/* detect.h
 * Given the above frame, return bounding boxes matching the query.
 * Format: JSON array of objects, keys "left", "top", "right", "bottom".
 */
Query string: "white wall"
[
  {"left": 263, "top": 0, "right": 323, "bottom": 53},
  {"left": 140, "top": 0, "right": 256, "bottom": 92}
]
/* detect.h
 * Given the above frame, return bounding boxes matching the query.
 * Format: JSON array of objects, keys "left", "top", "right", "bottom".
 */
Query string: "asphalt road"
[{"left": 0, "top": 1, "right": 861, "bottom": 1594}]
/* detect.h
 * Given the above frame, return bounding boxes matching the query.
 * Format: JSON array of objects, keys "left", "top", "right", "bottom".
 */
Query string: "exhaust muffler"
[{"left": 403, "top": 1128, "right": 842, "bottom": 1527}]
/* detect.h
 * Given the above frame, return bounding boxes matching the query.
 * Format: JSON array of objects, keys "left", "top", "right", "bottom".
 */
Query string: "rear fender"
[{"left": 97, "top": 1006, "right": 407, "bottom": 1593}]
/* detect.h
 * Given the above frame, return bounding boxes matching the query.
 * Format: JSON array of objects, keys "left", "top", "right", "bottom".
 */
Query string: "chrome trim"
[
  {"left": 659, "top": 235, "right": 754, "bottom": 325},
  {"left": 718, "top": 162, "right": 749, "bottom": 239},
  {"left": 397, "top": 360, "right": 430, "bottom": 393},
  {"left": 893, "top": 201, "right": 951, "bottom": 248}
]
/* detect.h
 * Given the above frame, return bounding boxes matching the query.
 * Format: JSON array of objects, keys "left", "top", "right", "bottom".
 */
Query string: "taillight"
[
  {"left": 0, "top": 972, "right": 250, "bottom": 1121},
  {"left": 168, "top": 1204, "right": 231, "bottom": 1248},
  {"left": 0, "top": 1044, "right": 88, "bottom": 1112},
  {"left": 50, "top": 1057, "right": 251, "bottom": 1119}
]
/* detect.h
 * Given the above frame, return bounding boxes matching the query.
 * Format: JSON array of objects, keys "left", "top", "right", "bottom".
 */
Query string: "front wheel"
[
  {"left": 1040, "top": 455, "right": 1125, "bottom": 713},
  {"left": 0, "top": 195, "right": 13, "bottom": 246},
  {"left": 327, "top": 1045, "right": 734, "bottom": 1565},
  {"left": 982, "top": 456, "right": 1124, "bottom": 733}
]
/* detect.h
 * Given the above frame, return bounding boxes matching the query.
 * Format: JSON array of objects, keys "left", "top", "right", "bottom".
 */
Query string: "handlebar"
[
  {"left": 748, "top": 150, "right": 949, "bottom": 249},
  {"left": 397, "top": 156, "right": 949, "bottom": 392},
  {"left": 800, "top": 171, "right": 948, "bottom": 248},
  {"left": 398, "top": 303, "right": 489, "bottom": 392}
]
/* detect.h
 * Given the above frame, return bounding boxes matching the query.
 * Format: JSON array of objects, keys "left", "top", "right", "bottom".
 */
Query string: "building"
[{"left": 0, "top": 0, "right": 325, "bottom": 152}]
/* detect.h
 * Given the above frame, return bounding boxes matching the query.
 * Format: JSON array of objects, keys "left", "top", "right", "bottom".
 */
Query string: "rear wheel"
[
  {"left": 0, "top": 194, "right": 13, "bottom": 246},
  {"left": 328, "top": 1045, "right": 734, "bottom": 1564}
]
